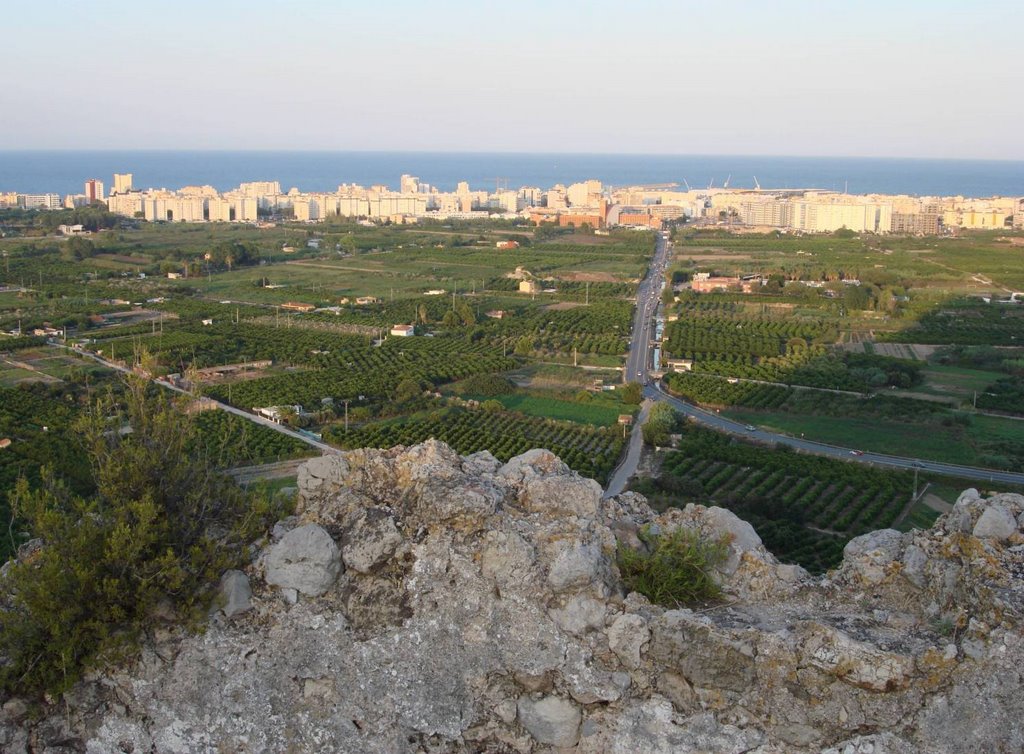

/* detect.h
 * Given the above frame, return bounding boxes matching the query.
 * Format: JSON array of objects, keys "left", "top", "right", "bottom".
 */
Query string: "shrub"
[
  {"left": 617, "top": 527, "right": 729, "bottom": 607},
  {"left": 621, "top": 382, "right": 642, "bottom": 405},
  {"left": 0, "top": 379, "right": 287, "bottom": 699}
]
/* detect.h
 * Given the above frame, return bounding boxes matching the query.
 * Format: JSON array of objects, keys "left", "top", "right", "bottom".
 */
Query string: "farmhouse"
[
  {"left": 664, "top": 358, "right": 693, "bottom": 372},
  {"left": 280, "top": 302, "right": 316, "bottom": 313},
  {"left": 254, "top": 406, "right": 303, "bottom": 424},
  {"left": 390, "top": 324, "right": 415, "bottom": 337}
]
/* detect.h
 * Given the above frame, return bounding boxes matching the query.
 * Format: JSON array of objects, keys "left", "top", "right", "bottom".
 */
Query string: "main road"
[
  {"left": 605, "top": 231, "right": 1024, "bottom": 494},
  {"left": 623, "top": 231, "right": 672, "bottom": 384}
]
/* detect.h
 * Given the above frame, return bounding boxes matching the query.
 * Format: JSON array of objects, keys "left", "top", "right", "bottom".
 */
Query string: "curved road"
[
  {"left": 647, "top": 382, "right": 1024, "bottom": 486},
  {"left": 606, "top": 232, "right": 1024, "bottom": 493}
]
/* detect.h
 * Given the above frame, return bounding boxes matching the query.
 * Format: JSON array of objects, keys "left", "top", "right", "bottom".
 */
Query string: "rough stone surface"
[
  {"left": 6, "top": 442, "right": 1024, "bottom": 753},
  {"left": 516, "top": 695, "right": 581, "bottom": 747},
  {"left": 264, "top": 523, "right": 342, "bottom": 596},
  {"left": 973, "top": 504, "right": 1017, "bottom": 541},
  {"left": 216, "top": 569, "right": 252, "bottom": 618}
]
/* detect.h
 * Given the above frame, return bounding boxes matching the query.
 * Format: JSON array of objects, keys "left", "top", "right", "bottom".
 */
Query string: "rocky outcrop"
[{"left": 3, "top": 441, "right": 1024, "bottom": 753}]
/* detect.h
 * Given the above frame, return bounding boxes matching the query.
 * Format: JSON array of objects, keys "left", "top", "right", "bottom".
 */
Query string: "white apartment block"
[
  {"left": 107, "top": 193, "right": 144, "bottom": 217},
  {"left": 18, "top": 193, "right": 62, "bottom": 210},
  {"left": 208, "top": 197, "right": 258, "bottom": 222},
  {"left": 566, "top": 180, "right": 603, "bottom": 207},
  {"left": 369, "top": 194, "right": 427, "bottom": 217},
  {"left": 238, "top": 181, "right": 282, "bottom": 197},
  {"left": 144, "top": 196, "right": 205, "bottom": 223}
]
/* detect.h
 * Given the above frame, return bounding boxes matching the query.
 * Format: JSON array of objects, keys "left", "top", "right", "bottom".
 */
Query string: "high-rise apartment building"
[
  {"left": 400, "top": 174, "right": 420, "bottom": 194},
  {"left": 113, "top": 173, "right": 133, "bottom": 194},
  {"left": 566, "top": 180, "right": 603, "bottom": 207},
  {"left": 84, "top": 179, "right": 104, "bottom": 203}
]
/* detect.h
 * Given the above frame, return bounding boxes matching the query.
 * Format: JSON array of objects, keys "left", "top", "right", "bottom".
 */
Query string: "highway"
[
  {"left": 609, "top": 232, "right": 1024, "bottom": 491},
  {"left": 623, "top": 231, "right": 672, "bottom": 384}
]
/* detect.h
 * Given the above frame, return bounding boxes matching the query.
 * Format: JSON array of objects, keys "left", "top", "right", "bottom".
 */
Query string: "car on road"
[
  {"left": 745, "top": 425, "right": 756, "bottom": 431},
  {"left": 850, "top": 450, "right": 864, "bottom": 456}
]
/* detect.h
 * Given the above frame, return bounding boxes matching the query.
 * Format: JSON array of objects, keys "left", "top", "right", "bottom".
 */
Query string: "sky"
[{"left": 3, "top": 0, "right": 1022, "bottom": 159}]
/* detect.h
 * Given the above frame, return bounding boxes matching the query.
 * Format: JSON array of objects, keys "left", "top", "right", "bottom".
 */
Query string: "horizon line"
[{"left": 2, "top": 148, "right": 1023, "bottom": 164}]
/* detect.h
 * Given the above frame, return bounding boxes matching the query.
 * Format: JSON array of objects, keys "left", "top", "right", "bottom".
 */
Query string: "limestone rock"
[
  {"left": 973, "top": 504, "right": 1017, "bottom": 541},
  {"left": 607, "top": 613, "right": 649, "bottom": 669},
  {"left": 264, "top": 523, "right": 342, "bottom": 597},
  {"left": 516, "top": 695, "right": 581, "bottom": 747},
  {"left": 341, "top": 507, "right": 402, "bottom": 573},
  {"left": 217, "top": 569, "right": 252, "bottom": 618},
  {"left": 8, "top": 442, "right": 1024, "bottom": 754}
]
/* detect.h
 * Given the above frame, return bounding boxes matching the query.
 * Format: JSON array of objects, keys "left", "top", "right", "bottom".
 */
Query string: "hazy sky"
[{"left": 4, "top": 0, "right": 1021, "bottom": 158}]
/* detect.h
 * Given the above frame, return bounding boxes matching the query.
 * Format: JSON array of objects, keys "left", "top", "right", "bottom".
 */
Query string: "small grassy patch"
[{"left": 617, "top": 527, "right": 729, "bottom": 607}]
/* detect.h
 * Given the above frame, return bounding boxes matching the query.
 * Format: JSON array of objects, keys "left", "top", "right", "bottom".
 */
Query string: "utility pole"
[
  {"left": 913, "top": 465, "right": 919, "bottom": 501},
  {"left": 585, "top": 281, "right": 589, "bottom": 305},
  {"left": 342, "top": 399, "right": 350, "bottom": 431},
  {"left": 973, "top": 391, "right": 977, "bottom": 409}
]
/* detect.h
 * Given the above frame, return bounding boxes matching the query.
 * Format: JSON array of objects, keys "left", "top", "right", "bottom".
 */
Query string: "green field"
[
  {"left": 723, "top": 407, "right": 1024, "bottom": 469},
  {"left": 488, "top": 394, "right": 626, "bottom": 426}
]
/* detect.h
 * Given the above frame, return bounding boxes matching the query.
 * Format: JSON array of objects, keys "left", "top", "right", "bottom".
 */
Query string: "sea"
[{"left": 1, "top": 151, "right": 1022, "bottom": 198}]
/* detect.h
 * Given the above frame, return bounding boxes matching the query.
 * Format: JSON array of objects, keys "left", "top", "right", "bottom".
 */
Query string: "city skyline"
[{"left": 3, "top": 0, "right": 1022, "bottom": 160}]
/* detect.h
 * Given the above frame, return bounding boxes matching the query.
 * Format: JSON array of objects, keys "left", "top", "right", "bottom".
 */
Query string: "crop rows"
[
  {"left": 650, "top": 426, "right": 912, "bottom": 571},
  {"left": 205, "top": 346, "right": 516, "bottom": 409},
  {"left": 326, "top": 406, "right": 624, "bottom": 483},
  {"left": 190, "top": 409, "right": 314, "bottom": 467}
]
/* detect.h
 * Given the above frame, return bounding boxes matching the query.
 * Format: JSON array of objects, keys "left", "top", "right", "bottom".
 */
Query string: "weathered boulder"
[
  {"left": 516, "top": 694, "right": 581, "bottom": 747},
  {"left": 264, "top": 523, "right": 342, "bottom": 596},
  {"left": 216, "top": 569, "right": 252, "bottom": 618},
  {"left": 607, "top": 613, "right": 649, "bottom": 669},
  {"left": 340, "top": 507, "right": 402, "bottom": 574},
  {"left": 973, "top": 504, "right": 1017, "bottom": 541}
]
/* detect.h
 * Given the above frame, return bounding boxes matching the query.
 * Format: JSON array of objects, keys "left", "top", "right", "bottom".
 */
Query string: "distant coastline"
[{"left": 2, "top": 151, "right": 1023, "bottom": 198}]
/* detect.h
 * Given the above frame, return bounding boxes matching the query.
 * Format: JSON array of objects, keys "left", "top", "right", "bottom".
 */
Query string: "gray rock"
[
  {"left": 341, "top": 507, "right": 402, "bottom": 573},
  {"left": 217, "top": 569, "right": 252, "bottom": 618},
  {"left": 842, "top": 528, "right": 904, "bottom": 584},
  {"left": 550, "top": 595, "right": 606, "bottom": 636},
  {"left": 462, "top": 449, "right": 501, "bottom": 475},
  {"left": 973, "top": 504, "right": 1017, "bottom": 541},
  {"left": 547, "top": 541, "right": 604, "bottom": 592},
  {"left": 264, "top": 523, "right": 342, "bottom": 596},
  {"left": 901, "top": 543, "right": 929, "bottom": 588},
  {"left": 517, "top": 695, "right": 581, "bottom": 747},
  {"left": 607, "top": 613, "right": 649, "bottom": 669}
]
